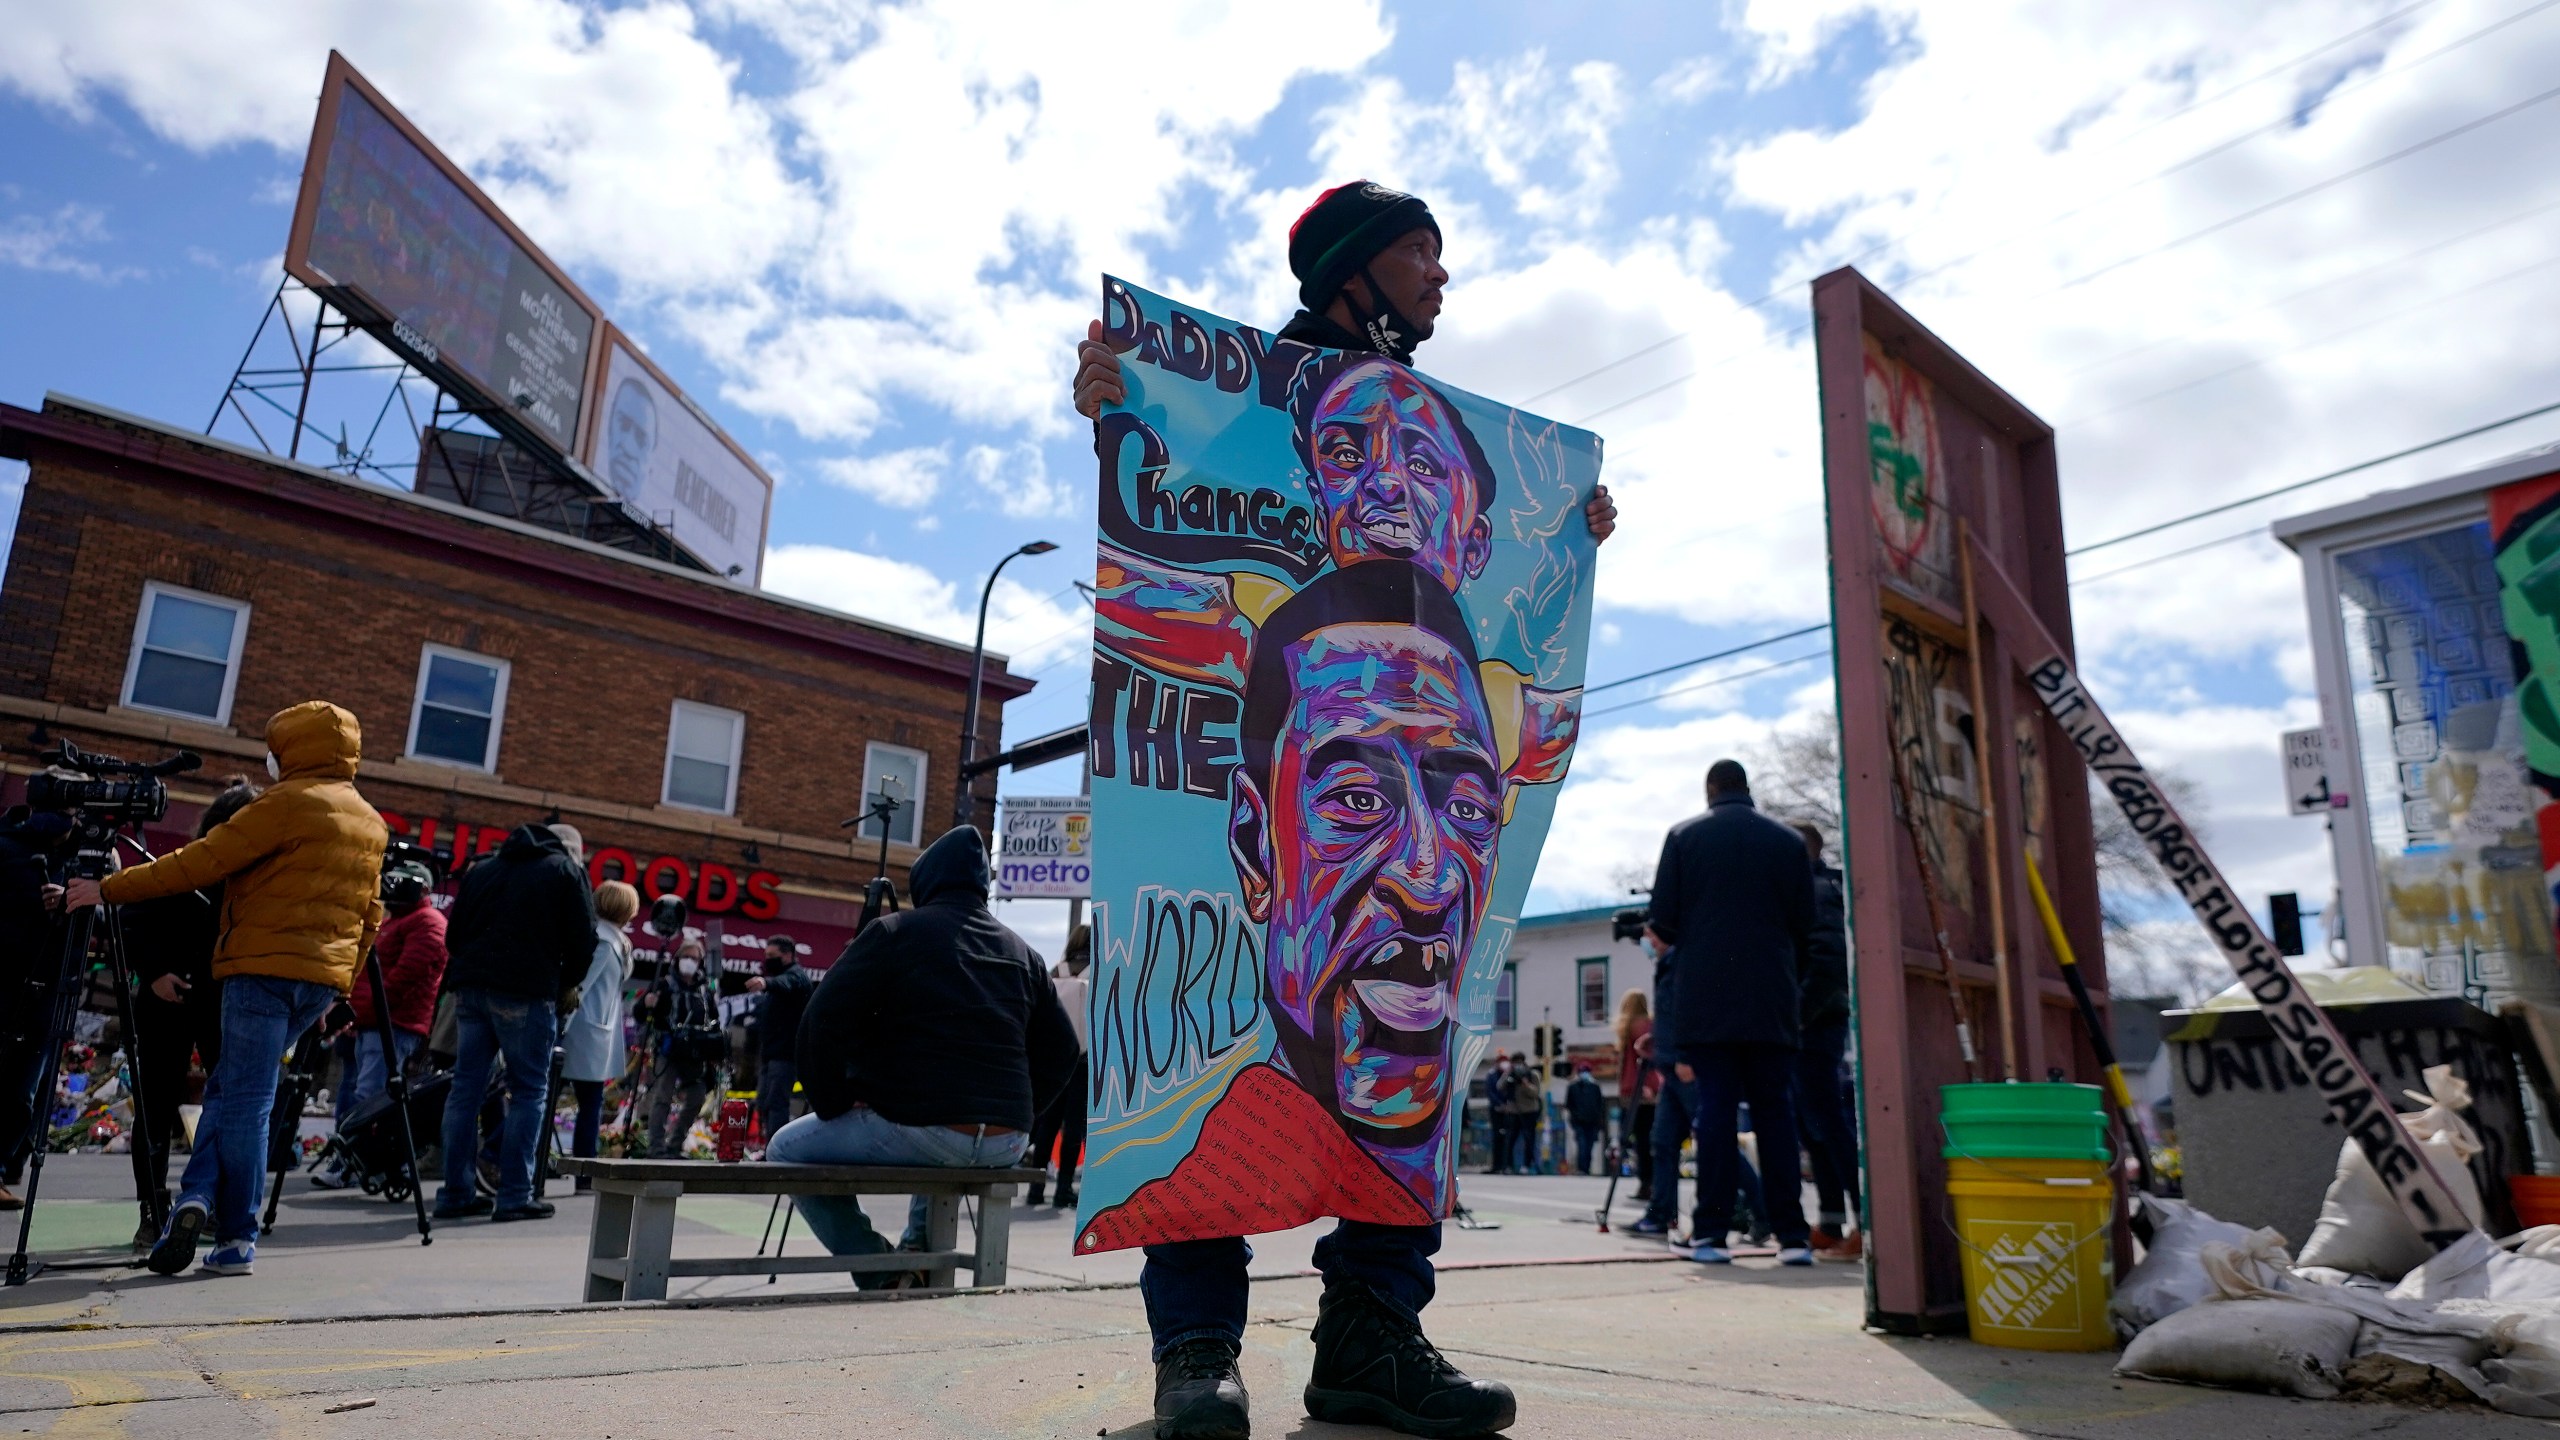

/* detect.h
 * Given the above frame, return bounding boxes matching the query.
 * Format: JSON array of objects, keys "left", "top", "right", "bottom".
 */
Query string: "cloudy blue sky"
[{"left": 6, "top": 0, "right": 2559, "bottom": 970}]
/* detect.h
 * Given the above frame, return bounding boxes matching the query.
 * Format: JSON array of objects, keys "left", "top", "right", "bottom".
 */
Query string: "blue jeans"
[
  {"left": 1796, "top": 1019, "right": 1860, "bottom": 1228},
  {"left": 756, "top": 1058, "right": 797, "bottom": 1143},
  {"left": 438, "top": 988, "right": 558, "bottom": 1211},
  {"left": 341, "top": 1029, "right": 421, "bottom": 1118},
  {"left": 1143, "top": 1222, "right": 1438, "bottom": 1361},
  {"left": 1689, "top": 1043, "right": 1809, "bottom": 1249},
  {"left": 179, "top": 975, "right": 339, "bottom": 1244},
  {"left": 1572, "top": 1123, "right": 1602, "bottom": 1174},
  {"left": 765, "top": 1107, "right": 1028, "bottom": 1282}
]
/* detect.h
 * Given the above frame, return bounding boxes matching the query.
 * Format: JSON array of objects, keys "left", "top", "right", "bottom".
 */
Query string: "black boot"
[
  {"left": 1154, "top": 1335, "right": 1250, "bottom": 1440},
  {"left": 1305, "top": 1280, "right": 1515, "bottom": 1436}
]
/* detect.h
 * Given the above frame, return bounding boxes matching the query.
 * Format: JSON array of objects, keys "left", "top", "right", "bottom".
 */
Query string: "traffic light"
[{"left": 2269, "top": 892, "right": 2304, "bottom": 957}]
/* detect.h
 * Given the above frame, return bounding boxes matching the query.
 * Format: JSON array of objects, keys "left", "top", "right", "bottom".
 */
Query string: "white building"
[{"left": 1483, "top": 903, "right": 1656, "bottom": 1095}]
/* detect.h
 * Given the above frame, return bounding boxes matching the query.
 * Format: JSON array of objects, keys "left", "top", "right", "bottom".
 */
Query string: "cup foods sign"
[{"left": 998, "top": 795, "right": 1091, "bottom": 899}]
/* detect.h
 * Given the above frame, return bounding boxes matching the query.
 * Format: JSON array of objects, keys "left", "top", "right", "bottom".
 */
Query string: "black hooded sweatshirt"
[
  {"left": 796, "top": 826, "right": 1079, "bottom": 1131},
  {"left": 442, "top": 824, "right": 597, "bottom": 1002}
]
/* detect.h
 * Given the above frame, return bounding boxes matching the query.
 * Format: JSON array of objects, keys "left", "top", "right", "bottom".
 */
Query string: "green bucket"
[{"left": 1939, "top": 1082, "right": 2109, "bottom": 1163}]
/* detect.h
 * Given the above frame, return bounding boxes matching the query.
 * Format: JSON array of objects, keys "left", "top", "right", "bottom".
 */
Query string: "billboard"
[
  {"left": 1074, "top": 278, "right": 1597, "bottom": 1253},
  {"left": 1814, "top": 267, "right": 2108, "bottom": 1333},
  {"left": 995, "top": 795, "right": 1091, "bottom": 899},
  {"left": 580, "top": 328, "right": 775, "bottom": 583},
  {"left": 285, "top": 53, "right": 601, "bottom": 458}
]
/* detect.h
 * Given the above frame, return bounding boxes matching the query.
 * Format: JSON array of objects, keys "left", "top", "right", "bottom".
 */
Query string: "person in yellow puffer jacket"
[{"left": 70, "top": 700, "right": 388, "bottom": 1278}]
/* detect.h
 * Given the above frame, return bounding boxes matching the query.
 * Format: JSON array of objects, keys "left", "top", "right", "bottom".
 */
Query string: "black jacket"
[
  {"left": 120, "top": 882, "right": 225, "bottom": 1037},
  {"left": 647, "top": 973, "right": 724, "bottom": 1080},
  {"left": 753, "top": 962, "right": 815, "bottom": 1063},
  {"left": 1565, "top": 1073, "right": 1607, "bottom": 1128},
  {"left": 441, "top": 825, "right": 596, "bottom": 1002},
  {"left": 1800, "top": 862, "right": 1850, "bottom": 1032},
  {"left": 796, "top": 826, "right": 1079, "bottom": 1130},
  {"left": 0, "top": 810, "right": 69, "bottom": 991},
  {"left": 1650, "top": 794, "right": 1815, "bottom": 1054}
]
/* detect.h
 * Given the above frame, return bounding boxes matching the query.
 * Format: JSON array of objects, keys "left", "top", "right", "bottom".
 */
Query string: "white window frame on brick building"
[
  {"left": 858, "top": 741, "right": 927, "bottom": 849},
  {"left": 404, "top": 643, "right": 510, "bottom": 772},
  {"left": 661, "top": 699, "right": 745, "bottom": 815},
  {"left": 120, "top": 581, "right": 251, "bottom": 725}
]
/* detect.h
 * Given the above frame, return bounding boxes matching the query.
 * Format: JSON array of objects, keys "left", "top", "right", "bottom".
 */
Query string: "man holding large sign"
[{"left": 1072, "top": 182, "right": 1613, "bottom": 1440}]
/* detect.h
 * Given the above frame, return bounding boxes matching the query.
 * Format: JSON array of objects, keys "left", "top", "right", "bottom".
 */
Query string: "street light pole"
[{"left": 954, "top": 539, "right": 1058, "bottom": 831}]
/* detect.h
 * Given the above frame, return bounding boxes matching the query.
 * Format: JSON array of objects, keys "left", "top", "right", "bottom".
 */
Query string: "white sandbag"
[
  {"left": 2116, "top": 1297, "right": 2361, "bottom": 1399},
  {"left": 2390, "top": 1228, "right": 2560, "bottom": 1304},
  {"left": 2485, "top": 1312, "right": 2560, "bottom": 1419},
  {"left": 2109, "top": 1196, "right": 2266, "bottom": 1339},
  {"left": 2291, "top": 1065, "right": 2485, "bottom": 1281},
  {"left": 2507, "top": 1225, "right": 2560, "bottom": 1262}
]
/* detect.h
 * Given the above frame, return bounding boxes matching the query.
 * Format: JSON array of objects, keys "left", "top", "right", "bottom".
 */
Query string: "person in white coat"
[{"left": 563, "top": 880, "right": 639, "bottom": 1189}]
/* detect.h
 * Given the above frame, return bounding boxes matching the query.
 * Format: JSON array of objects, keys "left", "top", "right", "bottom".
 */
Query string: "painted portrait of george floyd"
[{"left": 1077, "top": 277, "right": 1599, "bottom": 1255}]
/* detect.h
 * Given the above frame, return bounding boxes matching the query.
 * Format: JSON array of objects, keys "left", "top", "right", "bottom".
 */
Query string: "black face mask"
[{"left": 1347, "top": 263, "right": 1422, "bottom": 364}]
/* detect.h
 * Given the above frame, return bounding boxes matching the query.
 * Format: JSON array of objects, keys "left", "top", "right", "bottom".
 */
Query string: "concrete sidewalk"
[{"left": 1, "top": 1157, "right": 2540, "bottom": 1436}]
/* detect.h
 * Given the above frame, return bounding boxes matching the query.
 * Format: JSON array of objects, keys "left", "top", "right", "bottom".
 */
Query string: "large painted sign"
[
  {"left": 1075, "top": 278, "right": 1598, "bottom": 1253},
  {"left": 287, "top": 53, "right": 601, "bottom": 457},
  {"left": 582, "top": 329, "right": 776, "bottom": 583}
]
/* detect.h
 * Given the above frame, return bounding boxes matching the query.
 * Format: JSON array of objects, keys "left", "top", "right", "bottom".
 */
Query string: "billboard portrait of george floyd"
[{"left": 1075, "top": 277, "right": 1599, "bottom": 1255}]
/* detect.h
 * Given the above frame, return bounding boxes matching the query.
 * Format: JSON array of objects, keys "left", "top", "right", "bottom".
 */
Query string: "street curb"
[{"left": 0, "top": 1251, "right": 1692, "bottom": 1335}]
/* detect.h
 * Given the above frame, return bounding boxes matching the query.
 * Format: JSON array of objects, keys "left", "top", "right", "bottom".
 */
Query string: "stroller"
[
  {"left": 314, "top": 1065, "right": 504, "bottom": 1199},
  {"left": 316, "top": 1069, "right": 459, "bottom": 1204}
]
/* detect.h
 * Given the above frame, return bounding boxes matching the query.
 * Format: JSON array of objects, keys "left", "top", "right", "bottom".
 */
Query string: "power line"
[
  {"left": 1582, "top": 398, "right": 2560, "bottom": 720},
  {"left": 2057, "top": 78, "right": 2560, "bottom": 292},
  {"left": 1582, "top": 623, "right": 1832, "bottom": 696},
  {"left": 2053, "top": 250, "right": 2560, "bottom": 430},
  {"left": 1517, "top": 0, "right": 2502, "bottom": 417},
  {"left": 2067, "top": 526, "right": 2269, "bottom": 588},
  {"left": 2099, "top": 0, "right": 2439, "bottom": 152},
  {"left": 2067, "top": 395, "right": 2560, "bottom": 556},
  {"left": 2051, "top": 188, "right": 2560, "bottom": 383},
  {"left": 1581, "top": 651, "right": 1833, "bottom": 721}
]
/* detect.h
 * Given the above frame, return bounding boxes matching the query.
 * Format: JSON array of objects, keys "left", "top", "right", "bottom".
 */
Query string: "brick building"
[{"left": 0, "top": 394, "right": 1034, "bottom": 971}]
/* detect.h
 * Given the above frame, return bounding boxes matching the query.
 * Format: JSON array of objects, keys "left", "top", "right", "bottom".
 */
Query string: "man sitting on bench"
[{"left": 775, "top": 823, "right": 1079, "bottom": 1282}]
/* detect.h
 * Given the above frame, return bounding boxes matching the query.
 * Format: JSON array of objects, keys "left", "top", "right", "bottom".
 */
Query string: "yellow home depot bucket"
[{"left": 1945, "top": 1157, "right": 2115, "bottom": 1352}]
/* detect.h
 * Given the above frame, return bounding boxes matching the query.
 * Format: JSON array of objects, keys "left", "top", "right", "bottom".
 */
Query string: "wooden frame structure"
[{"left": 1813, "top": 268, "right": 2112, "bottom": 1333}]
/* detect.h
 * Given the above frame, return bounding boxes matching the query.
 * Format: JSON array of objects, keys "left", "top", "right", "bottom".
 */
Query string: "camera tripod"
[
  {"left": 256, "top": 944, "right": 432, "bottom": 1245},
  {"left": 5, "top": 803, "right": 187, "bottom": 1286}
]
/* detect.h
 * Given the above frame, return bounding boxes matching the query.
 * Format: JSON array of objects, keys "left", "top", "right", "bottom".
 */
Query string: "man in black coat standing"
[
  {"left": 435, "top": 822, "right": 595, "bottom": 1222},
  {"left": 1648, "top": 760, "right": 1816, "bottom": 1266}
]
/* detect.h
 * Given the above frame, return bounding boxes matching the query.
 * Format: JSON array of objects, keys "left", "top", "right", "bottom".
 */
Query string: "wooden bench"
[{"left": 554, "top": 1158, "right": 1043, "bottom": 1302}]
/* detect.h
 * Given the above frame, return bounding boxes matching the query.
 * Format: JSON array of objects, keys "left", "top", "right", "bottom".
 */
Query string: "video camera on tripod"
[
  {"left": 24, "top": 736, "right": 199, "bottom": 832},
  {"left": 5, "top": 738, "right": 199, "bottom": 1286}
]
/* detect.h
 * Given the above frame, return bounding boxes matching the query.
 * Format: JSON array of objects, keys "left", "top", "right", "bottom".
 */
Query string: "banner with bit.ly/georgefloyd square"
[{"left": 1075, "top": 276, "right": 1600, "bottom": 1255}]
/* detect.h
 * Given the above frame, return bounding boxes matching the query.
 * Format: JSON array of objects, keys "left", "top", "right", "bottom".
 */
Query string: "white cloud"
[
  {"left": 964, "top": 441, "right": 1068, "bottom": 518},
  {"left": 761, "top": 541, "right": 1088, "bottom": 671},
  {"left": 1313, "top": 52, "right": 1629, "bottom": 239},
  {"left": 0, "top": 204, "right": 138, "bottom": 281},
  {"left": 817, "top": 444, "right": 947, "bottom": 509},
  {"left": 1655, "top": 54, "right": 1726, "bottom": 103}
]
